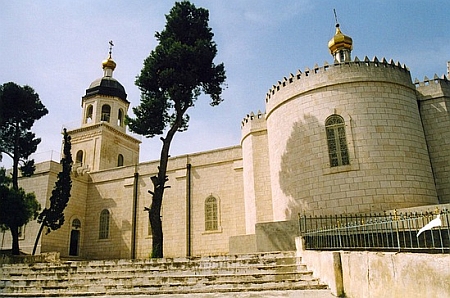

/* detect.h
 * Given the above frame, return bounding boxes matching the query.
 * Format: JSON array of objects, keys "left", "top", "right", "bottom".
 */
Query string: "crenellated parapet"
[
  {"left": 240, "top": 110, "right": 267, "bottom": 144},
  {"left": 265, "top": 56, "right": 412, "bottom": 117},
  {"left": 414, "top": 74, "right": 450, "bottom": 100}
]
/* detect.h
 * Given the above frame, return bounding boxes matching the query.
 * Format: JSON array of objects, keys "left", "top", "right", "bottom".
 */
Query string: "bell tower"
[{"left": 68, "top": 42, "right": 140, "bottom": 174}]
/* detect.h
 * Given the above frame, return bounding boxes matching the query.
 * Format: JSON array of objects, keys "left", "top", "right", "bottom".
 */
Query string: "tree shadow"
[{"left": 278, "top": 114, "right": 323, "bottom": 219}]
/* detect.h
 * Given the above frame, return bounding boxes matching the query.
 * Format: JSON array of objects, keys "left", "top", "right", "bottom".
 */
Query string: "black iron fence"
[{"left": 298, "top": 209, "right": 450, "bottom": 253}]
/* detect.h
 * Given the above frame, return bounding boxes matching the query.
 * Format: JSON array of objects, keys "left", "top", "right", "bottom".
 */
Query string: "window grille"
[
  {"left": 205, "top": 196, "right": 218, "bottom": 231},
  {"left": 325, "top": 115, "right": 350, "bottom": 167},
  {"left": 99, "top": 209, "right": 110, "bottom": 239}
]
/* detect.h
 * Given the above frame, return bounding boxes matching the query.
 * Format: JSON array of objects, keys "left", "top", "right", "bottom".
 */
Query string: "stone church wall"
[
  {"left": 70, "top": 145, "right": 245, "bottom": 259},
  {"left": 265, "top": 59, "right": 438, "bottom": 220},
  {"left": 417, "top": 78, "right": 450, "bottom": 204}
]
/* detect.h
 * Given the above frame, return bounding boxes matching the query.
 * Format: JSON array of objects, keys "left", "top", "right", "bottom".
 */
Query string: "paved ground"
[{"left": 61, "top": 290, "right": 335, "bottom": 298}]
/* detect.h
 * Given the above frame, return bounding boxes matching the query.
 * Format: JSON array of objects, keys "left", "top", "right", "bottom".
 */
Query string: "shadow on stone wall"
[{"left": 279, "top": 114, "right": 323, "bottom": 219}]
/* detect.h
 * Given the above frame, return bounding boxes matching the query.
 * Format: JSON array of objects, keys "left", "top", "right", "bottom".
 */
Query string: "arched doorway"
[{"left": 69, "top": 218, "right": 81, "bottom": 256}]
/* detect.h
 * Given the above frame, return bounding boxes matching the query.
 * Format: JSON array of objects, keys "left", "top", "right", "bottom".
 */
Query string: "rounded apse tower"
[{"left": 264, "top": 26, "right": 438, "bottom": 220}]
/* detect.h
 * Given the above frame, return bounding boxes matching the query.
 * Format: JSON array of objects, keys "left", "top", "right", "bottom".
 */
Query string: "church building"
[{"left": 4, "top": 24, "right": 450, "bottom": 259}]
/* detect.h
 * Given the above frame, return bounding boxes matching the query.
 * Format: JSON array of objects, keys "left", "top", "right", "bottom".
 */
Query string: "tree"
[
  {"left": 127, "top": 1, "right": 226, "bottom": 258},
  {"left": 0, "top": 167, "right": 41, "bottom": 254},
  {"left": 32, "top": 128, "right": 72, "bottom": 255},
  {"left": 0, "top": 82, "right": 48, "bottom": 254},
  {"left": 0, "top": 82, "right": 48, "bottom": 188}
]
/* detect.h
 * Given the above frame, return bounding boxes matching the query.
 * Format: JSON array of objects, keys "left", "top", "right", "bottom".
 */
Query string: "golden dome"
[
  {"left": 102, "top": 54, "right": 117, "bottom": 71},
  {"left": 328, "top": 24, "right": 353, "bottom": 54}
]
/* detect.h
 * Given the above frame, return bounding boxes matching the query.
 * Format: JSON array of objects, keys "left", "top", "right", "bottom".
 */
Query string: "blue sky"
[{"left": 1, "top": 0, "right": 449, "bottom": 168}]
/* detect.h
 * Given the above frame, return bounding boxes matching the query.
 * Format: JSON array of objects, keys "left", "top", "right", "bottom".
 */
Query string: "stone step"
[
  {"left": 1, "top": 279, "right": 328, "bottom": 297},
  {"left": 0, "top": 251, "right": 329, "bottom": 297}
]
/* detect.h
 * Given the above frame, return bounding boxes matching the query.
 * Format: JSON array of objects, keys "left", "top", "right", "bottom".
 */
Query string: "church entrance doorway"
[{"left": 69, "top": 218, "right": 81, "bottom": 256}]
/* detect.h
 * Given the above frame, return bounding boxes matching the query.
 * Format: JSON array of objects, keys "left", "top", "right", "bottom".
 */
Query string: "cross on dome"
[{"left": 102, "top": 40, "right": 116, "bottom": 76}]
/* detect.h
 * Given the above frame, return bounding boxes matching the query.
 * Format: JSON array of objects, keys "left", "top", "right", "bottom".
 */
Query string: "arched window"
[
  {"left": 117, "top": 154, "right": 124, "bottom": 167},
  {"left": 118, "top": 108, "right": 124, "bottom": 127},
  {"left": 85, "top": 105, "right": 93, "bottom": 123},
  {"left": 325, "top": 115, "right": 350, "bottom": 167},
  {"left": 72, "top": 218, "right": 81, "bottom": 229},
  {"left": 75, "top": 150, "right": 83, "bottom": 165},
  {"left": 205, "top": 196, "right": 219, "bottom": 231},
  {"left": 99, "top": 209, "right": 110, "bottom": 239},
  {"left": 101, "top": 104, "right": 111, "bottom": 122}
]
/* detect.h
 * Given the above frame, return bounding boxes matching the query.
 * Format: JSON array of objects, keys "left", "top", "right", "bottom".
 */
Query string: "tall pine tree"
[
  {"left": 127, "top": 1, "right": 226, "bottom": 258},
  {"left": 0, "top": 82, "right": 47, "bottom": 254}
]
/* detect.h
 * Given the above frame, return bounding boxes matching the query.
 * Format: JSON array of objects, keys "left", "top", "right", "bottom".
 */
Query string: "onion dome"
[
  {"left": 102, "top": 54, "right": 117, "bottom": 71},
  {"left": 328, "top": 24, "right": 353, "bottom": 54},
  {"left": 83, "top": 44, "right": 128, "bottom": 102}
]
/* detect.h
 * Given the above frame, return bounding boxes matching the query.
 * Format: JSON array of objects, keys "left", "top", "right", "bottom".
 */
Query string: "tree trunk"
[
  {"left": 10, "top": 225, "right": 20, "bottom": 255},
  {"left": 149, "top": 118, "right": 181, "bottom": 258},
  {"left": 149, "top": 202, "right": 163, "bottom": 258},
  {"left": 32, "top": 222, "right": 45, "bottom": 255},
  {"left": 12, "top": 123, "right": 20, "bottom": 190}
]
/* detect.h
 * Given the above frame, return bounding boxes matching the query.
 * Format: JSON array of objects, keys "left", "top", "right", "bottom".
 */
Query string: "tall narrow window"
[
  {"left": 101, "top": 104, "right": 111, "bottom": 122},
  {"left": 326, "top": 115, "right": 350, "bottom": 167},
  {"left": 117, "top": 154, "right": 124, "bottom": 167},
  {"left": 205, "top": 196, "right": 218, "bottom": 231},
  {"left": 118, "top": 108, "right": 124, "bottom": 127},
  {"left": 76, "top": 150, "right": 83, "bottom": 165},
  {"left": 85, "top": 105, "right": 93, "bottom": 123},
  {"left": 99, "top": 209, "right": 110, "bottom": 239}
]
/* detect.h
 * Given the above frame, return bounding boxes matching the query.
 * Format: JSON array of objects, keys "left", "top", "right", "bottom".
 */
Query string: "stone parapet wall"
[{"left": 296, "top": 237, "right": 450, "bottom": 298}]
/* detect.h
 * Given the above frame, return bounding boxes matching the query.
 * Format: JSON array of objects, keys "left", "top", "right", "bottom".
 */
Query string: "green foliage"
[
  {"left": 0, "top": 167, "right": 41, "bottom": 230},
  {"left": 20, "top": 160, "right": 36, "bottom": 177},
  {"left": 0, "top": 81, "right": 47, "bottom": 254},
  {"left": 0, "top": 82, "right": 48, "bottom": 185},
  {"left": 37, "top": 129, "right": 73, "bottom": 234},
  {"left": 127, "top": 1, "right": 226, "bottom": 138}
]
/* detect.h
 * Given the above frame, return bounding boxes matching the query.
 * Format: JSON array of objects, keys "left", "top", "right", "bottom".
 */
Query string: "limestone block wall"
[
  {"left": 241, "top": 111, "right": 273, "bottom": 234},
  {"left": 41, "top": 174, "right": 89, "bottom": 258},
  {"left": 265, "top": 58, "right": 438, "bottom": 220},
  {"left": 81, "top": 166, "right": 136, "bottom": 260},
  {"left": 416, "top": 77, "right": 450, "bottom": 203},
  {"left": 132, "top": 146, "right": 245, "bottom": 258}
]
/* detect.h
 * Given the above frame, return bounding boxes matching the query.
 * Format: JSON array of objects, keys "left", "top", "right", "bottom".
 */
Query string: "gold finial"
[{"left": 328, "top": 10, "right": 353, "bottom": 55}]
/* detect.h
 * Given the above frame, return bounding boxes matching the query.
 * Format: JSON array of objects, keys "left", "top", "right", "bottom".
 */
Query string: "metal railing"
[{"left": 299, "top": 209, "right": 450, "bottom": 253}]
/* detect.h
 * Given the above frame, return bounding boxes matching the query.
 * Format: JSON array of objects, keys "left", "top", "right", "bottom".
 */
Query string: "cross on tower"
[
  {"left": 333, "top": 9, "right": 339, "bottom": 27},
  {"left": 109, "top": 40, "right": 114, "bottom": 55}
]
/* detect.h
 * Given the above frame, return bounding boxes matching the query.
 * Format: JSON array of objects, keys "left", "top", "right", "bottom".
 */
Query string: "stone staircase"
[{"left": 0, "top": 251, "right": 330, "bottom": 297}]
